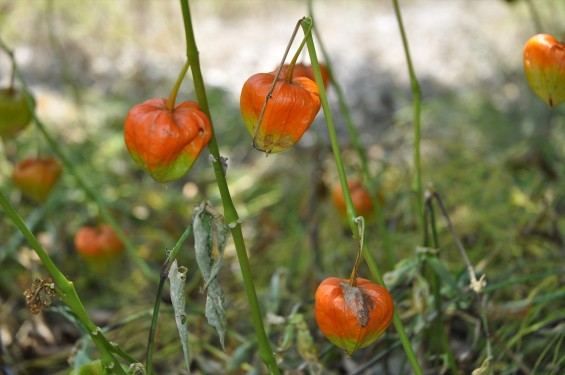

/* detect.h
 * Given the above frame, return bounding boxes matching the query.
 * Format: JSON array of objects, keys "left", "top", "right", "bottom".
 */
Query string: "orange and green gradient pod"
[
  {"left": 524, "top": 34, "right": 565, "bottom": 107},
  {"left": 124, "top": 98, "right": 212, "bottom": 182},
  {"left": 315, "top": 277, "right": 394, "bottom": 355},
  {"left": 240, "top": 71, "right": 321, "bottom": 153},
  {"left": 12, "top": 157, "right": 62, "bottom": 203}
]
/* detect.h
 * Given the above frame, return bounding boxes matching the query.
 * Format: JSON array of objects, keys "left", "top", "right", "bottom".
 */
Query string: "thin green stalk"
[
  {"left": 525, "top": 0, "right": 543, "bottom": 34},
  {"left": 166, "top": 59, "right": 190, "bottom": 111},
  {"left": 146, "top": 224, "right": 193, "bottom": 374},
  {"left": 0, "top": 38, "right": 156, "bottom": 282},
  {"left": 391, "top": 0, "right": 424, "bottom": 239},
  {"left": 424, "top": 196, "right": 458, "bottom": 373},
  {"left": 302, "top": 17, "right": 423, "bottom": 375},
  {"left": 285, "top": 22, "right": 310, "bottom": 82},
  {"left": 178, "top": 1, "right": 280, "bottom": 373},
  {"left": 308, "top": 0, "right": 395, "bottom": 270},
  {"left": 0, "top": 190, "right": 129, "bottom": 374}
]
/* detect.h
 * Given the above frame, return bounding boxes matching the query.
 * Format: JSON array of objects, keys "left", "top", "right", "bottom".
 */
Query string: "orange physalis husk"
[
  {"left": 124, "top": 98, "right": 212, "bottom": 182},
  {"left": 12, "top": 157, "right": 62, "bottom": 203},
  {"left": 315, "top": 277, "right": 394, "bottom": 355},
  {"left": 523, "top": 34, "right": 565, "bottom": 107},
  {"left": 240, "top": 71, "right": 321, "bottom": 153}
]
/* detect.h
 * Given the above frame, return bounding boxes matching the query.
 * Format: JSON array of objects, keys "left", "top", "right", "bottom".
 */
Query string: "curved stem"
[
  {"left": 178, "top": 1, "right": 280, "bottom": 373},
  {"left": 303, "top": 17, "right": 423, "bottom": 375},
  {"left": 166, "top": 59, "right": 190, "bottom": 111},
  {"left": 348, "top": 217, "right": 365, "bottom": 286},
  {"left": 307, "top": 1, "right": 395, "bottom": 270},
  {"left": 0, "top": 190, "right": 129, "bottom": 374},
  {"left": 285, "top": 24, "right": 311, "bottom": 82}
]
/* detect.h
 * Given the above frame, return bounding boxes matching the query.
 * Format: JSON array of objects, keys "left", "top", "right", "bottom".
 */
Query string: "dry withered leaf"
[
  {"left": 340, "top": 282, "right": 376, "bottom": 327},
  {"left": 23, "top": 278, "right": 58, "bottom": 314}
]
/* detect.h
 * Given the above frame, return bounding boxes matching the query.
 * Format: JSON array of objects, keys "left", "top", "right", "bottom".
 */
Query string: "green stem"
[
  {"left": 0, "top": 190, "right": 129, "bottom": 374},
  {"left": 424, "top": 195, "right": 458, "bottom": 373},
  {"left": 348, "top": 217, "right": 365, "bottom": 286},
  {"left": 0, "top": 38, "right": 156, "bottom": 282},
  {"left": 178, "top": 1, "right": 280, "bottom": 373},
  {"left": 308, "top": 2, "right": 395, "bottom": 270},
  {"left": 302, "top": 17, "right": 423, "bottom": 375},
  {"left": 285, "top": 23, "right": 310, "bottom": 82},
  {"left": 525, "top": 0, "right": 543, "bottom": 34},
  {"left": 166, "top": 60, "right": 190, "bottom": 111},
  {"left": 146, "top": 225, "right": 193, "bottom": 374},
  {"left": 392, "top": 0, "right": 424, "bottom": 241}
]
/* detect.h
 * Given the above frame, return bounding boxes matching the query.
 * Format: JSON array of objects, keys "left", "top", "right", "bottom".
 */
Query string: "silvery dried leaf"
[
  {"left": 168, "top": 260, "right": 191, "bottom": 373},
  {"left": 193, "top": 201, "right": 228, "bottom": 350}
]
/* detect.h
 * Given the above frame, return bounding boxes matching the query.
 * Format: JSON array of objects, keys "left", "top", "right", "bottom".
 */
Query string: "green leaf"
[
  {"left": 266, "top": 268, "right": 286, "bottom": 315},
  {"left": 193, "top": 201, "right": 228, "bottom": 350},
  {"left": 168, "top": 260, "right": 191, "bottom": 373}
]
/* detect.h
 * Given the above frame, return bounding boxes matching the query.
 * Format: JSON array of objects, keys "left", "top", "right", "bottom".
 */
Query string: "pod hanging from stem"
[
  {"left": 348, "top": 217, "right": 365, "bottom": 287},
  {"left": 240, "top": 18, "right": 320, "bottom": 154}
]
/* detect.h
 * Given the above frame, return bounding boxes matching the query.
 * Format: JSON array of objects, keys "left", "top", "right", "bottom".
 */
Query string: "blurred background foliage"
[{"left": 1, "top": 0, "right": 565, "bottom": 374}]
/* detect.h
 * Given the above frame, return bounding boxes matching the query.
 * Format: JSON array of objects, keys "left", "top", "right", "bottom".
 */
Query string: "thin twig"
[{"left": 432, "top": 189, "right": 486, "bottom": 293}]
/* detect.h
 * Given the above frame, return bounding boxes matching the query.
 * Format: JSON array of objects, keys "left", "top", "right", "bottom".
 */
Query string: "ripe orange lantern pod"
[
  {"left": 74, "top": 224, "right": 124, "bottom": 259},
  {"left": 315, "top": 277, "right": 394, "bottom": 355},
  {"left": 331, "top": 179, "right": 384, "bottom": 223},
  {"left": 12, "top": 157, "right": 62, "bottom": 203},
  {"left": 240, "top": 68, "right": 321, "bottom": 153},
  {"left": 523, "top": 34, "right": 565, "bottom": 107},
  {"left": 124, "top": 61, "right": 212, "bottom": 182},
  {"left": 124, "top": 98, "right": 212, "bottom": 182}
]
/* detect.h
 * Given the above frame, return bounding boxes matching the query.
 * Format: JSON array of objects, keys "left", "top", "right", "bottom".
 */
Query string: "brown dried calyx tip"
[{"left": 340, "top": 282, "right": 376, "bottom": 327}]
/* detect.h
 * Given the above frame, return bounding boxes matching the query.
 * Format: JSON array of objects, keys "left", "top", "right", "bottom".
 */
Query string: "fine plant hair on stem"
[{"left": 178, "top": 0, "right": 280, "bottom": 373}]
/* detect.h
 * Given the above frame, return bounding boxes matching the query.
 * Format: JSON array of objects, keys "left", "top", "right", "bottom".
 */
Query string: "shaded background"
[{"left": 1, "top": 0, "right": 565, "bottom": 374}]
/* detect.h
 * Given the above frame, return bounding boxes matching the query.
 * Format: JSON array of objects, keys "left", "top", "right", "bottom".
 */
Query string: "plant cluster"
[{"left": 1, "top": 1, "right": 565, "bottom": 374}]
